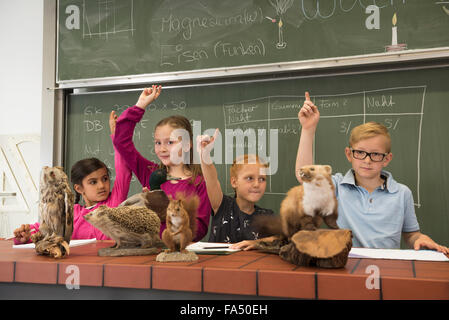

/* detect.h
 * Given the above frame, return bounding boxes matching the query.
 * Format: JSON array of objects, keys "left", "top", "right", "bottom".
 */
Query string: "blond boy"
[{"left": 295, "top": 92, "right": 448, "bottom": 252}]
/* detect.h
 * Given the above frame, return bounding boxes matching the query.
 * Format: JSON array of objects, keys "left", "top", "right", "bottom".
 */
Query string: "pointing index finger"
[
  {"left": 305, "top": 91, "right": 311, "bottom": 101},
  {"left": 212, "top": 128, "right": 220, "bottom": 141}
]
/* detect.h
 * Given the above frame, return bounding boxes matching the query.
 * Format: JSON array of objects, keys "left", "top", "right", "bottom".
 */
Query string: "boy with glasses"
[{"left": 294, "top": 92, "right": 448, "bottom": 252}]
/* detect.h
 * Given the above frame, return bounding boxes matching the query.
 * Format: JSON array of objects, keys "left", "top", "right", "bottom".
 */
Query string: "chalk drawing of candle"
[
  {"left": 386, "top": 12, "right": 407, "bottom": 52},
  {"left": 391, "top": 13, "right": 397, "bottom": 45},
  {"left": 269, "top": 0, "right": 294, "bottom": 49}
]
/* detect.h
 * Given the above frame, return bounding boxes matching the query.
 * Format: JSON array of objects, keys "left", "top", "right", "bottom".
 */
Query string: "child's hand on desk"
[
  {"left": 13, "top": 224, "right": 32, "bottom": 244},
  {"left": 230, "top": 240, "right": 258, "bottom": 251},
  {"left": 136, "top": 85, "right": 162, "bottom": 109},
  {"left": 413, "top": 234, "right": 449, "bottom": 254},
  {"left": 298, "top": 91, "right": 320, "bottom": 130}
]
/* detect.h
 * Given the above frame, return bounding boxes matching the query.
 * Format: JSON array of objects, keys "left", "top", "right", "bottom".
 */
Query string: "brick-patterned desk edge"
[{"left": 0, "top": 240, "right": 448, "bottom": 299}]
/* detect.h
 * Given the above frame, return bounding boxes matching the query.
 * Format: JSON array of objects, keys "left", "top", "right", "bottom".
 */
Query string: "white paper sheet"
[
  {"left": 186, "top": 242, "right": 240, "bottom": 254},
  {"left": 12, "top": 238, "right": 97, "bottom": 249},
  {"left": 349, "top": 247, "right": 449, "bottom": 262}
]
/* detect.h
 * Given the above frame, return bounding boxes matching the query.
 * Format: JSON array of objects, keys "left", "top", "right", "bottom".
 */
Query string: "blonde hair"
[
  {"left": 230, "top": 154, "right": 269, "bottom": 179},
  {"left": 349, "top": 121, "right": 391, "bottom": 153},
  {"left": 155, "top": 115, "right": 203, "bottom": 186}
]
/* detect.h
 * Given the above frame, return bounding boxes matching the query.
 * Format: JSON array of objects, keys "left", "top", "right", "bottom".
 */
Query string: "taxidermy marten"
[
  {"left": 253, "top": 165, "right": 339, "bottom": 240},
  {"left": 161, "top": 193, "right": 199, "bottom": 253}
]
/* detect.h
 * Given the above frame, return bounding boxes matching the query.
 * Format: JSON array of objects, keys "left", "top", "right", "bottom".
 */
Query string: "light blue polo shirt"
[{"left": 332, "top": 169, "right": 420, "bottom": 249}]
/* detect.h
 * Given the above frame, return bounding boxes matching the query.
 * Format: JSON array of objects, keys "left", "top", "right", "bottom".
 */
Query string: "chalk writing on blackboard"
[{"left": 222, "top": 85, "right": 425, "bottom": 207}]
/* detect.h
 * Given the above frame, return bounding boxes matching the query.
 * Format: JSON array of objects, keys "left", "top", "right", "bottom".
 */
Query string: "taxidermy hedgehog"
[
  {"left": 31, "top": 166, "right": 74, "bottom": 258},
  {"left": 84, "top": 205, "right": 162, "bottom": 249},
  {"left": 119, "top": 168, "right": 170, "bottom": 222}
]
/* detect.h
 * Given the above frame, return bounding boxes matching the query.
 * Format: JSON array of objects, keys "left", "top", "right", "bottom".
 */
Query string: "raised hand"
[
  {"left": 136, "top": 85, "right": 162, "bottom": 110},
  {"left": 298, "top": 91, "right": 320, "bottom": 130},
  {"left": 196, "top": 128, "right": 219, "bottom": 165},
  {"left": 109, "top": 111, "right": 118, "bottom": 135}
]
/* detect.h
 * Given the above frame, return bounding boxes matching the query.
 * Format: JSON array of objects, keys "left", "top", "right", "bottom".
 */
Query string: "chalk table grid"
[{"left": 223, "top": 86, "right": 425, "bottom": 205}]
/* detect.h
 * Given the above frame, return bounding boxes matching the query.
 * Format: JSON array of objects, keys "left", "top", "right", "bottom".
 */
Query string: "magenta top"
[
  {"left": 14, "top": 135, "right": 132, "bottom": 245},
  {"left": 112, "top": 106, "right": 211, "bottom": 241}
]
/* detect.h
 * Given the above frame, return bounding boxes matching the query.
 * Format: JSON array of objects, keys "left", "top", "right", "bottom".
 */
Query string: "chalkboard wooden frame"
[{"left": 57, "top": 46, "right": 449, "bottom": 89}]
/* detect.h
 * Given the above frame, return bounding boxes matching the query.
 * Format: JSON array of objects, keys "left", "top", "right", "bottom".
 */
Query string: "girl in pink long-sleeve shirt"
[
  {"left": 13, "top": 112, "right": 132, "bottom": 244},
  {"left": 112, "top": 85, "right": 211, "bottom": 241}
]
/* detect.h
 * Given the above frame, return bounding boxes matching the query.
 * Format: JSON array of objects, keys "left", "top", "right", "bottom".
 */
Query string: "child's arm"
[
  {"left": 295, "top": 91, "right": 320, "bottom": 182},
  {"left": 403, "top": 231, "right": 449, "bottom": 254},
  {"left": 107, "top": 111, "right": 132, "bottom": 206},
  {"left": 230, "top": 236, "right": 279, "bottom": 251},
  {"left": 196, "top": 129, "right": 223, "bottom": 213},
  {"left": 112, "top": 86, "right": 162, "bottom": 187},
  {"left": 193, "top": 179, "right": 213, "bottom": 242}
]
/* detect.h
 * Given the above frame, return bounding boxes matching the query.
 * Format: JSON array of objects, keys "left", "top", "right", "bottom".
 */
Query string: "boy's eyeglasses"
[{"left": 350, "top": 148, "right": 388, "bottom": 162}]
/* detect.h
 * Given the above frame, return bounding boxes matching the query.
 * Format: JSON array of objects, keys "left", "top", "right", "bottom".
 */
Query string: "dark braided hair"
[{"left": 70, "top": 158, "right": 110, "bottom": 204}]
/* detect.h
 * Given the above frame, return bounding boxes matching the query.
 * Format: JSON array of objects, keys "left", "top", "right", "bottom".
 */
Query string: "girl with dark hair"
[
  {"left": 13, "top": 112, "right": 132, "bottom": 244},
  {"left": 113, "top": 85, "right": 211, "bottom": 241}
]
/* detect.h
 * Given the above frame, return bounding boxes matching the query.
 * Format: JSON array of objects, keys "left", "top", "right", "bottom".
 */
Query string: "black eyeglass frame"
[{"left": 349, "top": 148, "right": 389, "bottom": 162}]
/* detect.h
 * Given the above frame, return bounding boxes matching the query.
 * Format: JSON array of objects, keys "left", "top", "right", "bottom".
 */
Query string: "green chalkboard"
[
  {"left": 65, "top": 65, "right": 449, "bottom": 246},
  {"left": 58, "top": 0, "right": 449, "bottom": 81}
]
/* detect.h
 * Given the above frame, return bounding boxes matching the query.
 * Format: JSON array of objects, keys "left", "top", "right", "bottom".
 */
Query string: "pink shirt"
[
  {"left": 14, "top": 136, "right": 132, "bottom": 244},
  {"left": 113, "top": 106, "right": 211, "bottom": 241}
]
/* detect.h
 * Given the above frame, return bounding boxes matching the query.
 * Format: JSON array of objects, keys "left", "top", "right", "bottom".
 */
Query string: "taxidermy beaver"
[{"left": 253, "top": 165, "right": 339, "bottom": 240}]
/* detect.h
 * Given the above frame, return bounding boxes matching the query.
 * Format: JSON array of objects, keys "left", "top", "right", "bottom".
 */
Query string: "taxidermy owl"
[
  {"left": 119, "top": 168, "right": 170, "bottom": 221},
  {"left": 84, "top": 205, "right": 163, "bottom": 249},
  {"left": 31, "top": 166, "right": 74, "bottom": 258}
]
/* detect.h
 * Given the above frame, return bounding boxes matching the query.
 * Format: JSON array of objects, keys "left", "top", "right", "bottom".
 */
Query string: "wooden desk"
[{"left": 0, "top": 240, "right": 447, "bottom": 300}]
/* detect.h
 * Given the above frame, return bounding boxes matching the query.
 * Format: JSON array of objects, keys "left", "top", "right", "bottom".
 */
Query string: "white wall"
[
  {"left": 0, "top": 0, "right": 43, "bottom": 135},
  {"left": 0, "top": 0, "right": 44, "bottom": 237}
]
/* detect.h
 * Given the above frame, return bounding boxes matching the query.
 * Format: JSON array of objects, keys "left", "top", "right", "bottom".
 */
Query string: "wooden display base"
[
  {"left": 254, "top": 229, "right": 352, "bottom": 268},
  {"left": 281, "top": 229, "right": 352, "bottom": 268},
  {"left": 98, "top": 247, "right": 160, "bottom": 257},
  {"left": 156, "top": 250, "right": 199, "bottom": 262}
]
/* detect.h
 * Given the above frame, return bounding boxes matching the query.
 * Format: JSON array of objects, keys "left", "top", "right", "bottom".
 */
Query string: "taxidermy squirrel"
[
  {"left": 161, "top": 193, "right": 199, "bottom": 253},
  {"left": 253, "top": 165, "right": 339, "bottom": 240}
]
